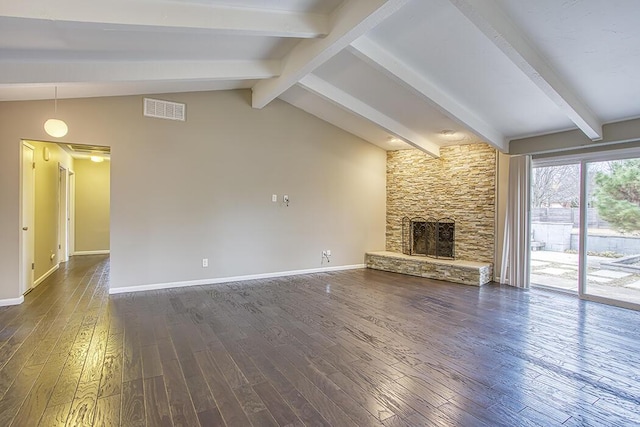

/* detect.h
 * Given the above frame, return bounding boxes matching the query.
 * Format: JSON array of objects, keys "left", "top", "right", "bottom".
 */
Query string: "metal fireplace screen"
[{"left": 402, "top": 216, "right": 455, "bottom": 259}]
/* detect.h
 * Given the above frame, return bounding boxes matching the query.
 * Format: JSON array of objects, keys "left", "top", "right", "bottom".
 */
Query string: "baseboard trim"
[
  {"left": 34, "top": 264, "right": 59, "bottom": 287},
  {"left": 109, "top": 264, "right": 365, "bottom": 295},
  {"left": 0, "top": 296, "right": 24, "bottom": 307},
  {"left": 74, "top": 250, "right": 110, "bottom": 255}
]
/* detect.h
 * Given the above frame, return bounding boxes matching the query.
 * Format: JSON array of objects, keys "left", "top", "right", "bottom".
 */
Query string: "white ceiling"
[{"left": 1, "top": 0, "right": 639, "bottom": 155}]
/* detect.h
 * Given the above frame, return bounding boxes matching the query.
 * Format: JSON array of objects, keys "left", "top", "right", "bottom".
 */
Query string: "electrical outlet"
[
  {"left": 326, "top": 250, "right": 331, "bottom": 256},
  {"left": 283, "top": 195, "right": 289, "bottom": 203},
  {"left": 202, "top": 258, "right": 209, "bottom": 268},
  {"left": 322, "top": 250, "right": 327, "bottom": 257}
]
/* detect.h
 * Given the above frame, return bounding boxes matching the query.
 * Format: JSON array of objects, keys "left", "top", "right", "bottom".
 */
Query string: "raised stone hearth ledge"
[{"left": 366, "top": 251, "right": 492, "bottom": 286}]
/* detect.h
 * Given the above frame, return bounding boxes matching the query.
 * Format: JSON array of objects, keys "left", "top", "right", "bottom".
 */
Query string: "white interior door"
[
  {"left": 21, "top": 143, "right": 35, "bottom": 294},
  {"left": 58, "top": 165, "right": 69, "bottom": 263}
]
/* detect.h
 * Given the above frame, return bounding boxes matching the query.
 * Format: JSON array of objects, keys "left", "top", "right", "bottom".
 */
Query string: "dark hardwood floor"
[{"left": 1, "top": 255, "right": 640, "bottom": 426}]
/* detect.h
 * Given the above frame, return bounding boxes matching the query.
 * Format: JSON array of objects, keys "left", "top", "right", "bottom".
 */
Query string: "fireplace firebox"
[{"left": 402, "top": 217, "right": 455, "bottom": 259}]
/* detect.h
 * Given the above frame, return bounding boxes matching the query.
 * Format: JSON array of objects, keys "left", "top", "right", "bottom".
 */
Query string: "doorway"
[
  {"left": 58, "top": 165, "right": 71, "bottom": 263},
  {"left": 21, "top": 142, "right": 35, "bottom": 294}
]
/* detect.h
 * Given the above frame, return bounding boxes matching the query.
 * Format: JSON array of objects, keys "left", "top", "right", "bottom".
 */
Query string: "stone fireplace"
[
  {"left": 370, "top": 145, "right": 496, "bottom": 286},
  {"left": 386, "top": 145, "right": 496, "bottom": 265},
  {"left": 403, "top": 217, "right": 455, "bottom": 259}
]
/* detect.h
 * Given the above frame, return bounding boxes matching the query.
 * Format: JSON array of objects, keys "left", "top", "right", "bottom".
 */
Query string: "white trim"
[
  {"left": 68, "top": 170, "right": 75, "bottom": 256},
  {"left": 34, "top": 263, "right": 59, "bottom": 287},
  {"left": 0, "top": 296, "right": 24, "bottom": 307},
  {"left": 109, "top": 264, "right": 365, "bottom": 295},
  {"left": 1, "top": 2, "right": 328, "bottom": 39},
  {"left": 534, "top": 146, "right": 640, "bottom": 167},
  {"left": 74, "top": 250, "right": 110, "bottom": 255}
]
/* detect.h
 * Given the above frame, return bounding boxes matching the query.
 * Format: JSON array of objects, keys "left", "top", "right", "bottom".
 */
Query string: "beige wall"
[
  {"left": 74, "top": 159, "right": 110, "bottom": 252},
  {"left": 386, "top": 144, "right": 497, "bottom": 265},
  {"left": 0, "top": 90, "right": 386, "bottom": 297},
  {"left": 27, "top": 141, "right": 74, "bottom": 281},
  {"left": 509, "top": 117, "right": 640, "bottom": 155}
]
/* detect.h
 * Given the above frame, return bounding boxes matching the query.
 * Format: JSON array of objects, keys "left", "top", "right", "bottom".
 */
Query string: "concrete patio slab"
[
  {"left": 538, "top": 267, "right": 573, "bottom": 276},
  {"left": 587, "top": 275, "right": 614, "bottom": 283},
  {"left": 590, "top": 270, "right": 632, "bottom": 279}
]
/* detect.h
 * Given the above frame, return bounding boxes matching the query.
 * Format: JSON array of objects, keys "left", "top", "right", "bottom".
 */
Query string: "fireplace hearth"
[{"left": 402, "top": 217, "right": 455, "bottom": 259}]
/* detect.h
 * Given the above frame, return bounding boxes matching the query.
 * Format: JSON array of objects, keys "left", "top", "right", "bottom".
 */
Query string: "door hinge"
[
  {"left": 32, "top": 162, "right": 36, "bottom": 169},
  {"left": 31, "top": 262, "right": 35, "bottom": 270},
  {"left": 59, "top": 244, "right": 61, "bottom": 249}
]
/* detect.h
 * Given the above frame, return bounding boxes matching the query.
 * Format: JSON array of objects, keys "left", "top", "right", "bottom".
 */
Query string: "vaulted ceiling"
[{"left": 2, "top": 0, "right": 639, "bottom": 156}]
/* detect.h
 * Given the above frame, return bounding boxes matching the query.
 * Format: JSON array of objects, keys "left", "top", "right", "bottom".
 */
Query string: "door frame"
[
  {"left": 578, "top": 152, "right": 640, "bottom": 311},
  {"left": 58, "top": 164, "right": 69, "bottom": 263},
  {"left": 20, "top": 142, "right": 35, "bottom": 295},
  {"left": 68, "top": 170, "right": 75, "bottom": 256}
]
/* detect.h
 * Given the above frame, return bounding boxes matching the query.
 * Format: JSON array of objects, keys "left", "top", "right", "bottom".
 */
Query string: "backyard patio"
[{"left": 531, "top": 250, "right": 640, "bottom": 305}]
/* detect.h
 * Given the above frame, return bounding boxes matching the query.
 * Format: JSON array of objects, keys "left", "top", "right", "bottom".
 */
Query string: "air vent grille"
[{"left": 144, "top": 98, "right": 186, "bottom": 121}]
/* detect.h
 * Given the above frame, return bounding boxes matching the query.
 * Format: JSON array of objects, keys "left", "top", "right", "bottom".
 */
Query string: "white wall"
[{"left": 0, "top": 90, "right": 386, "bottom": 298}]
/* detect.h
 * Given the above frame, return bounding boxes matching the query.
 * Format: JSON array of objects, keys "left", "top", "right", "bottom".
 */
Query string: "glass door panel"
[
  {"left": 530, "top": 163, "right": 581, "bottom": 292},
  {"left": 584, "top": 158, "right": 640, "bottom": 305}
]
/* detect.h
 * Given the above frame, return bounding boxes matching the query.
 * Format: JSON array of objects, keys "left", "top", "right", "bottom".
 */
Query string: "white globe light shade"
[{"left": 44, "top": 118, "right": 68, "bottom": 138}]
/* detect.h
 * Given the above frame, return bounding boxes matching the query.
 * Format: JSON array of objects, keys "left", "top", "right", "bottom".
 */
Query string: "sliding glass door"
[
  {"left": 530, "top": 163, "right": 580, "bottom": 292},
  {"left": 530, "top": 149, "right": 640, "bottom": 310},
  {"left": 583, "top": 158, "right": 640, "bottom": 306}
]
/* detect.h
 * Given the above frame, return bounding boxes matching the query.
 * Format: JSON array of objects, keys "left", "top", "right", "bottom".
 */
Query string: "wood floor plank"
[
  {"left": 237, "top": 342, "right": 331, "bottom": 427},
  {"left": 11, "top": 350, "right": 68, "bottom": 426},
  {"left": 183, "top": 371, "right": 217, "bottom": 416},
  {"left": 141, "top": 344, "right": 163, "bottom": 379},
  {"left": 47, "top": 364, "right": 82, "bottom": 408},
  {"left": 93, "top": 394, "right": 121, "bottom": 427},
  {"left": 159, "top": 355, "right": 200, "bottom": 427},
  {"left": 97, "top": 332, "right": 123, "bottom": 398},
  {"left": 197, "top": 407, "right": 225, "bottom": 426},
  {"left": 65, "top": 380, "right": 99, "bottom": 427},
  {"left": 194, "top": 349, "right": 252, "bottom": 426},
  {"left": 144, "top": 375, "right": 173, "bottom": 427},
  {"left": 0, "top": 363, "right": 43, "bottom": 426},
  {"left": 121, "top": 378, "right": 145, "bottom": 427},
  {"left": 122, "top": 315, "right": 143, "bottom": 382},
  {"left": 252, "top": 381, "right": 304, "bottom": 427},
  {"left": 38, "top": 402, "right": 72, "bottom": 427}
]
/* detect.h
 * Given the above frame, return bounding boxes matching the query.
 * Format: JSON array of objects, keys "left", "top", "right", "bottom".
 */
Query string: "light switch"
[{"left": 272, "top": 194, "right": 277, "bottom": 202}]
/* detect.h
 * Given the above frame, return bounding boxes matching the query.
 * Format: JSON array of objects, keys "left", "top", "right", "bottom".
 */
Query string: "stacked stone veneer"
[
  {"left": 386, "top": 144, "right": 496, "bottom": 265},
  {"left": 366, "top": 251, "right": 492, "bottom": 286}
]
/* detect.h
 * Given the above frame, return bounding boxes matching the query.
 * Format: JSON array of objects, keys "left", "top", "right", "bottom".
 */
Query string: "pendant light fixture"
[{"left": 44, "top": 86, "right": 68, "bottom": 138}]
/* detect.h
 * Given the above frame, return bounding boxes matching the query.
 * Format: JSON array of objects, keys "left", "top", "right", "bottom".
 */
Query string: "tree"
[
  {"left": 531, "top": 164, "right": 580, "bottom": 207},
  {"left": 593, "top": 159, "right": 640, "bottom": 233}
]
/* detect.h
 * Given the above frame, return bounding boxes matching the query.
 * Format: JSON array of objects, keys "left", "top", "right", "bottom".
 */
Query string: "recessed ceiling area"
[
  {"left": 2, "top": 0, "right": 640, "bottom": 156},
  {"left": 60, "top": 143, "right": 111, "bottom": 161}
]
